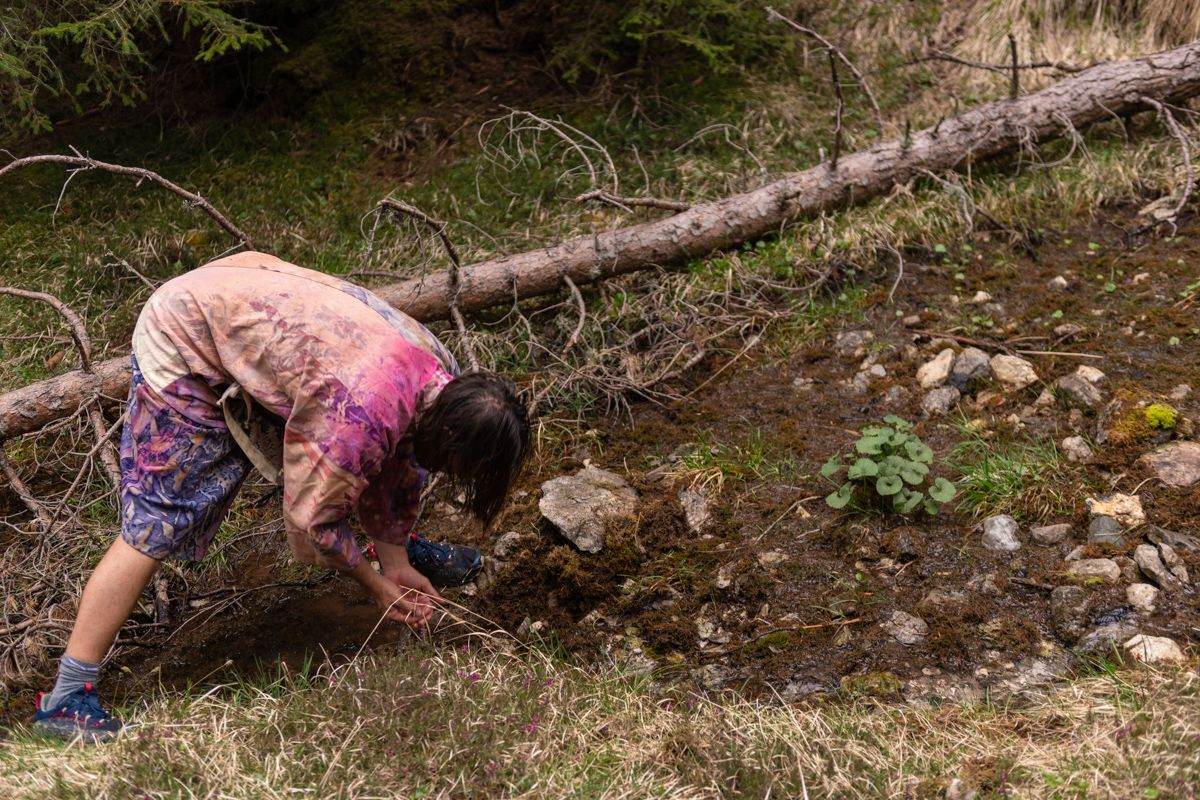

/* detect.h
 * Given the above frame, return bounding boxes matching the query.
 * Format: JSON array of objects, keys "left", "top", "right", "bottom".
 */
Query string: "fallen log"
[{"left": 3, "top": 41, "right": 1200, "bottom": 441}]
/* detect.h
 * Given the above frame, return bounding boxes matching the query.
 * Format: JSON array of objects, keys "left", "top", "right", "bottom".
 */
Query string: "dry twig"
[
  {"left": 1139, "top": 95, "right": 1195, "bottom": 228},
  {"left": 0, "top": 150, "right": 252, "bottom": 247},
  {"left": 575, "top": 189, "right": 690, "bottom": 213},
  {"left": 766, "top": 7, "right": 883, "bottom": 135}
]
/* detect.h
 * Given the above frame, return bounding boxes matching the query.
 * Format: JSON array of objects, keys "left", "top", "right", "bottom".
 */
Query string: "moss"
[
  {"left": 1145, "top": 403, "right": 1178, "bottom": 430},
  {"left": 839, "top": 671, "right": 903, "bottom": 699},
  {"left": 750, "top": 631, "right": 795, "bottom": 651}
]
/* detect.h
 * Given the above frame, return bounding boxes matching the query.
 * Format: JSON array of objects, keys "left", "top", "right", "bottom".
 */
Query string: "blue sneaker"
[
  {"left": 32, "top": 684, "right": 124, "bottom": 743},
  {"left": 407, "top": 536, "right": 483, "bottom": 587}
]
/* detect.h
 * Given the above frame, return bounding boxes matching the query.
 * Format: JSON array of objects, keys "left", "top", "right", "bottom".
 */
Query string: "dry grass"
[{"left": 0, "top": 636, "right": 1196, "bottom": 799}]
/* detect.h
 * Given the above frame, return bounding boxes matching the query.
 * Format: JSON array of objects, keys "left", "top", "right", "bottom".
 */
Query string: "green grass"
[
  {"left": 2, "top": 638, "right": 1196, "bottom": 799},
  {"left": 948, "top": 419, "right": 1080, "bottom": 520}
]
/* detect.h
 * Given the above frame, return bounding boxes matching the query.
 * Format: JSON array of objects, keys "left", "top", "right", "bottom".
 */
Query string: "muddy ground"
[{"left": 5, "top": 209, "right": 1198, "bottom": 722}]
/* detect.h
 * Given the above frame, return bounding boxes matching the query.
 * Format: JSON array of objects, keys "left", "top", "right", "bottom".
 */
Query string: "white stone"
[
  {"left": 1061, "top": 435, "right": 1094, "bottom": 464},
  {"left": 678, "top": 487, "right": 712, "bottom": 534},
  {"left": 1169, "top": 384, "right": 1192, "bottom": 400},
  {"left": 1066, "top": 558, "right": 1121, "bottom": 582},
  {"left": 757, "top": 550, "right": 788, "bottom": 567},
  {"left": 697, "top": 618, "right": 732, "bottom": 645},
  {"left": 539, "top": 467, "right": 638, "bottom": 553},
  {"left": 1123, "top": 634, "right": 1185, "bottom": 664},
  {"left": 917, "top": 348, "right": 956, "bottom": 389},
  {"left": 881, "top": 610, "right": 928, "bottom": 645},
  {"left": 1126, "top": 583, "right": 1159, "bottom": 613},
  {"left": 1048, "top": 275, "right": 1069, "bottom": 290},
  {"left": 1074, "top": 365, "right": 1107, "bottom": 384},
  {"left": 990, "top": 355, "right": 1039, "bottom": 391},
  {"left": 1085, "top": 494, "right": 1145, "bottom": 527},
  {"left": 981, "top": 515, "right": 1021, "bottom": 551},
  {"left": 968, "top": 290, "right": 993, "bottom": 304}
]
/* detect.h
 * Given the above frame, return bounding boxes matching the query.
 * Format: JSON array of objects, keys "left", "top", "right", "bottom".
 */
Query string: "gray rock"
[
  {"left": 1138, "top": 441, "right": 1200, "bottom": 488},
  {"left": 967, "top": 573, "right": 1003, "bottom": 596},
  {"left": 493, "top": 531, "right": 526, "bottom": 560},
  {"left": 1055, "top": 373, "right": 1104, "bottom": 411},
  {"left": 1031, "top": 523, "right": 1072, "bottom": 546},
  {"left": 968, "top": 290, "right": 993, "bottom": 304},
  {"left": 1067, "top": 558, "right": 1121, "bottom": 583},
  {"left": 1115, "top": 556, "right": 1141, "bottom": 583},
  {"left": 1048, "top": 275, "right": 1070, "bottom": 290},
  {"left": 902, "top": 314, "right": 922, "bottom": 327},
  {"left": 1050, "top": 585, "right": 1089, "bottom": 644},
  {"left": 1087, "top": 515, "right": 1125, "bottom": 546},
  {"left": 1123, "top": 634, "right": 1185, "bottom": 664},
  {"left": 1061, "top": 435, "right": 1094, "bottom": 464},
  {"left": 922, "top": 385, "right": 961, "bottom": 416},
  {"left": 539, "top": 467, "right": 638, "bottom": 553},
  {"left": 1145, "top": 524, "right": 1200, "bottom": 553},
  {"left": 1074, "top": 365, "right": 1107, "bottom": 384},
  {"left": 948, "top": 347, "right": 991, "bottom": 390},
  {"left": 916, "top": 588, "right": 968, "bottom": 620},
  {"left": 1053, "top": 321, "right": 1085, "bottom": 338},
  {"left": 1126, "top": 583, "right": 1159, "bottom": 613},
  {"left": 945, "top": 777, "right": 979, "bottom": 800},
  {"left": 917, "top": 348, "right": 956, "bottom": 389},
  {"left": 1065, "top": 545, "right": 1087, "bottom": 561},
  {"left": 881, "top": 610, "right": 928, "bottom": 645},
  {"left": 678, "top": 486, "right": 711, "bottom": 535},
  {"left": 981, "top": 515, "right": 1022, "bottom": 551},
  {"left": 834, "top": 330, "right": 874, "bottom": 359},
  {"left": 1134, "top": 544, "right": 1179, "bottom": 590},
  {"left": 1074, "top": 622, "right": 1140, "bottom": 658},
  {"left": 1157, "top": 543, "right": 1190, "bottom": 584},
  {"left": 990, "top": 355, "right": 1039, "bottom": 391},
  {"left": 883, "top": 385, "right": 909, "bottom": 407}
]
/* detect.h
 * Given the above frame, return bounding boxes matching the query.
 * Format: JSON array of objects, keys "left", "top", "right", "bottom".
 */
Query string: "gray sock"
[{"left": 42, "top": 655, "right": 101, "bottom": 711}]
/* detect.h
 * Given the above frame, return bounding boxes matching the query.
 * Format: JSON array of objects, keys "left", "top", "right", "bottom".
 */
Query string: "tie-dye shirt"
[{"left": 131, "top": 251, "right": 457, "bottom": 571}]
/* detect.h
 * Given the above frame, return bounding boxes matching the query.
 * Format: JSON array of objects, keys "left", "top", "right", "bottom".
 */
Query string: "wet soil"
[{"left": 8, "top": 208, "right": 1200, "bottom": 722}]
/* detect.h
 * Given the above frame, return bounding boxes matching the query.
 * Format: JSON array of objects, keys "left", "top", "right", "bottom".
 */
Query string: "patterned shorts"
[{"left": 119, "top": 356, "right": 250, "bottom": 561}]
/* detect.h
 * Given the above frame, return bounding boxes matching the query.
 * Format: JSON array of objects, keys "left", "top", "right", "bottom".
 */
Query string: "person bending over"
[{"left": 32, "top": 251, "right": 530, "bottom": 742}]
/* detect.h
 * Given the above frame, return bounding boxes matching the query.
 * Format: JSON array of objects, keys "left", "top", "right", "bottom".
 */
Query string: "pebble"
[
  {"left": 493, "top": 531, "right": 525, "bottom": 560},
  {"left": 1074, "top": 365, "right": 1107, "bottom": 384},
  {"left": 1075, "top": 622, "right": 1140, "bottom": 657},
  {"left": 834, "top": 330, "right": 874, "bottom": 359},
  {"left": 1055, "top": 372, "right": 1104, "bottom": 410},
  {"left": 922, "top": 385, "right": 961, "bottom": 416},
  {"left": 1087, "top": 515, "right": 1125, "bottom": 546},
  {"left": 1134, "top": 544, "right": 1179, "bottom": 590},
  {"left": 1061, "top": 435, "right": 1094, "bottom": 464},
  {"left": 968, "top": 290, "right": 993, "bottom": 304},
  {"left": 1067, "top": 558, "right": 1121, "bottom": 583},
  {"left": 757, "top": 550, "right": 788, "bottom": 567},
  {"left": 678, "top": 487, "right": 712, "bottom": 534},
  {"left": 1086, "top": 494, "right": 1145, "bottom": 527},
  {"left": 1116, "top": 556, "right": 1141, "bottom": 583},
  {"left": 917, "top": 348, "right": 956, "bottom": 389},
  {"left": 902, "top": 314, "right": 922, "bottom": 327},
  {"left": 1126, "top": 583, "right": 1159, "bottom": 613},
  {"left": 1138, "top": 441, "right": 1200, "bottom": 488},
  {"left": 981, "top": 515, "right": 1021, "bottom": 551},
  {"left": 881, "top": 610, "right": 928, "bottom": 645},
  {"left": 990, "top": 354, "right": 1039, "bottom": 391},
  {"left": 1053, "top": 322, "right": 1085, "bottom": 339},
  {"left": 1158, "top": 542, "right": 1190, "bottom": 584},
  {"left": 967, "top": 573, "right": 1003, "bottom": 596},
  {"left": 948, "top": 347, "right": 991, "bottom": 390},
  {"left": 1048, "top": 275, "right": 1069, "bottom": 290},
  {"left": 1031, "top": 523, "right": 1073, "bottom": 546},
  {"left": 1169, "top": 384, "right": 1192, "bottom": 400},
  {"left": 1123, "top": 634, "right": 1185, "bottom": 664}
]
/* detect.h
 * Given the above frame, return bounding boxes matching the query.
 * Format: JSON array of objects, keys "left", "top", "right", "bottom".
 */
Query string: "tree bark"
[{"left": 4, "top": 42, "right": 1200, "bottom": 441}]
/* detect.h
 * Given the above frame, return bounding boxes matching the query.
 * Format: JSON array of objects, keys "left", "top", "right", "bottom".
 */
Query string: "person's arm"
[
  {"left": 357, "top": 461, "right": 443, "bottom": 611},
  {"left": 346, "top": 552, "right": 438, "bottom": 628}
]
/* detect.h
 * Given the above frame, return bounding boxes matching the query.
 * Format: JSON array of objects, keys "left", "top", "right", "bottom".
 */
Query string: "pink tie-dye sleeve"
[{"left": 357, "top": 447, "right": 426, "bottom": 545}]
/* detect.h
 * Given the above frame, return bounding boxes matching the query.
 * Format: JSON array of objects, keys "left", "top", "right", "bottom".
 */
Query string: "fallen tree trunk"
[{"left": 4, "top": 41, "right": 1200, "bottom": 440}]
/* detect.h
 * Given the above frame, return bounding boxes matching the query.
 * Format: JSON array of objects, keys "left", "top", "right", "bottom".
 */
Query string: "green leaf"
[
  {"left": 882, "top": 415, "right": 911, "bottom": 431},
  {"left": 820, "top": 455, "right": 843, "bottom": 479},
  {"left": 923, "top": 499, "right": 940, "bottom": 515},
  {"left": 895, "top": 490, "right": 923, "bottom": 514},
  {"left": 904, "top": 440, "right": 933, "bottom": 464},
  {"left": 847, "top": 458, "right": 879, "bottom": 479},
  {"left": 929, "top": 477, "right": 957, "bottom": 503},
  {"left": 876, "top": 475, "right": 903, "bottom": 496},
  {"left": 855, "top": 436, "right": 885, "bottom": 455},
  {"left": 825, "top": 483, "right": 853, "bottom": 509},
  {"left": 899, "top": 460, "right": 929, "bottom": 485}
]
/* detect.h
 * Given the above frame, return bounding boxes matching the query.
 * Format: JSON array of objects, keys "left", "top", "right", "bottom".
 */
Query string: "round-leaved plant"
[{"left": 820, "top": 415, "right": 956, "bottom": 515}]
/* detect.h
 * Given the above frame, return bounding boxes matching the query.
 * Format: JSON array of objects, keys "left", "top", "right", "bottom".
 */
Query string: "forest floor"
[{"left": 2, "top": 3, "right": 1200, "bottom": 796}]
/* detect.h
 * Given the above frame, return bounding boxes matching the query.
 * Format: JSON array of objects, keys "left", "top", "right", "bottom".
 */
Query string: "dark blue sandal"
[
  {"left": 32, "top": 684, "right": 123, "bottom": 743},
  {"left": 407, "top": 536, "right": 484, "bottom": 587}
]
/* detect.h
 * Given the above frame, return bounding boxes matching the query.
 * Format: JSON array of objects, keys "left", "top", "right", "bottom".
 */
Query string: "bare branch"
[
  {"left": 561, "top": 276, "right": 586, "bottom": 355},
  {"left": 904, "top": 50, "right": 1091, "bottom": 76},
  {"left": 1140, "top": 95, "right": 1195, "bottom": 228},
  {"left": 829, "top": 52, "right": 844, "bottom": 171},
  {"left": 0, "top": 448, "right": 53, "bottom": 527},
  {"left": 575, "top": 189, "right": 690, "bottom": 214},
  {"left": 1008, "top": 33, "right": 1020, "bottom": 99},
  {"left": 0, "top": 288, "right": 93, "bottom": 371},
  {"left": 0, "top": 153, "right": 252, "bottom": 247},
  {"left": 766, "top": 7, "right": 884, "bottom": 136}
]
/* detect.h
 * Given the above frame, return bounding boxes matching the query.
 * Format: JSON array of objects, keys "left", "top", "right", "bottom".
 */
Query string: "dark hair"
[{"left": 412, "top": 371, "right": 531, "bottom": 524}]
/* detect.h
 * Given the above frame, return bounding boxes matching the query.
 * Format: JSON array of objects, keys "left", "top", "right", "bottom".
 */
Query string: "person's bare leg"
[{"left": 64, "top": 536, "right": 160, "bottom": 663}]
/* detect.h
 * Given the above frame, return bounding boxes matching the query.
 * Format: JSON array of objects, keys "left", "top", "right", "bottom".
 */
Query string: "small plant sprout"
[{"left": 820, "top": 415, "right": 956, "bottom": 515}]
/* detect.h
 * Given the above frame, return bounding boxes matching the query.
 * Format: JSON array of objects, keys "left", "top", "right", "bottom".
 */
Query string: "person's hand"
[
  {"left": 372, "top": 569, "right": 441, "bottom": 629},
  {"left": 381, "top": 562, "right": 443, "bottom": 622}
]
